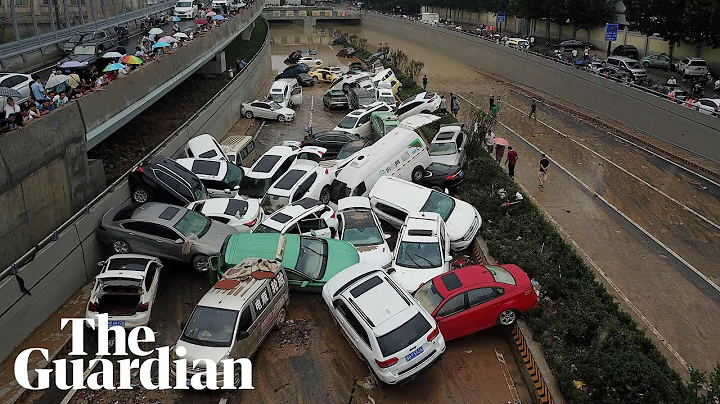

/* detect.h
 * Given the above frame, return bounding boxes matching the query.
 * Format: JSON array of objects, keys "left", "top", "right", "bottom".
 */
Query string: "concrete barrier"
[
  {"left": 361, "top": 13, "right": 720, "bottom": 162},
  {"left": 0, "top": 28, "right": 271, "bottom": 363}
]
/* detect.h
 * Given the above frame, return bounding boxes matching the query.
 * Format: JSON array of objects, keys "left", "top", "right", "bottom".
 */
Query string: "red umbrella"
[
  {"left": 194, "top": 18, "right": 208, "bottom": 25},
  {"left": 494, "top": 137, "right": 509, "bottom": 146}
]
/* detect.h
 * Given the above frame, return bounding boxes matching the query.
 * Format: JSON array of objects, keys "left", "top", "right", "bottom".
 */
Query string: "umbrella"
[
  {"left": 102, "top": 51, "right": 123, "bottom": 59},
  {"left": 158, "top": 36, "right": 178, "bottom": 43},
  {"left": 148, "top": 27, "right": 163, "bottom": 35},
  {"left": 45, "top": 74, "right": 69, "bottom": 89},
  {"left": 152, "top": 42, "right": 171, "bottom": 49},
  {"left": 103, "top": 63, "right": 125, "bottom": 72},
  {"left": 170, "top": 16, "right": 181, "bottom": 21},
  {"left": 60, "top": 61, "right": 84, "bottom": 68},
  {"left": 121, "top": 55, "right": 144, "bottom": 65},
  {"left": 194, "top": 18, "right": 208, "bottom": 25},
  {"left": 173, "top": 32, "right": 189, "bottom": 39},
  {"left": 494, "top": 137, "right": 509, "bottom": 146},
  {"left": 212, "top": 15, "right": 225, "bottom": 21},
  {"left": 206, "top": 11, "right": 217, "bottom": 17},
  {"left": 0, "top": 87, "right": 22, "bottom": 98}
]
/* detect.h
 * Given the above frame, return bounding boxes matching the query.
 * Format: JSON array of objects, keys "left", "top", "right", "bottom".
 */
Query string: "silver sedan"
[{"left": 97, "top": 202, "right": 238, "bottom": 271}]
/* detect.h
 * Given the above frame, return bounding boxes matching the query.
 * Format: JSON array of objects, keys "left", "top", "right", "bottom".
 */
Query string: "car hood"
[
  {"left": 174, "top": 340, "right": 229, "bottom": 370},
  {"left": 58, "top": 54, "right": 95, "bottom": 65},
  {"left": 446, "top": 200, "right": 480, "bottom": 241},
  {"left": 355, "top": 243, "right": 393, "bottom": 267},
  {"left": 430, "top": 154, "right": 460, "bottom": 166},
  {"left": 390, "top": 267, "right": 444, "bottom": 292},
  {"left": 277, "top": 107, "right": 295, "bottom": 115},
  {"left": 198, "top": 221, "right": 238, "bottom": 249},
  {"left": 322, "top": 239, "right": 360, "bottom": 282}
]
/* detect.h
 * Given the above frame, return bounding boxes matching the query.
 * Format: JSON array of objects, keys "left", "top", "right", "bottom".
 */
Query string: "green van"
[{"left": 370, "top": 111, "right": 400, "bottom": 138}]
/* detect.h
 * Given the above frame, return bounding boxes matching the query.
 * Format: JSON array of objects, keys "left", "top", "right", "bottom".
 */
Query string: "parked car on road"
[
  {"left": 62, "top": 30, "right": 113, "bottom": 55},
  {"left": 370, "top": 111, "right": 399, "bottom": 138},
  {"left": 220, "top": 135, "right": 257, "bottom": 167},
  {"left": 336, "top": 47, "right": 356, "bottom": 57},
  {"left": 57, "top": 39, "right": 118, "bottom": 69},
  {"left": 649, "top": 84, "right": 688, "bottom": 101},
  {"left": 185, "top": 134, "right": 229, "bottom": 161},
  {"left": 336, "top": 197, "right": 393, "bottom": 267},
  {"left": 322, "top": 262, "right": 446, "bottom": 386},
  {"left": 253, "top": 197, "right": 338, "bottom": 237},
  {"left": 241, "top": 100, "right": 296, "bottom": 122},
  {"left": 337, "top": 139, "right": 372, "bottom": 161},
  {"left": 348, "top": 88, "right": 377, "bottom": 110},
  {"left": 0, "top": 73, "right": 32, "bottom": 108},
  {"left": 428, "top": 124, "right": 467, "bottom": 166},
  {"left": 176, "top": 158, "right": 245, "bottom": 198},
  {"left": 396, "top": 92, "right": 441, "bottom": 120},
  {"left": 267, "top": 79, "right": 303, "bottom": 109},
  {"left": 611, "top": 44, "right": 639, "bottom": 60},
  {"left": 296, "top": 73, "right": 315, "bottom": 87},
  {"left": 301, "top": 130, "right": 361, "bottom": 158},
  {"left": 692, "top": 98, "right": 720, "bottom": 116},
  {"left": 413, "top": 264, "right": 538, "bottom": 341},
  {"left": 186, "top": 197, "right": 263, "bottom": 232},
  {"left": 555, "top": 39, "right": 594, "bottom": 50},
  {"left": 323, "top": 89, "right": 349, "bottom": 109},
  {"left": 374, "top": 84, "right": 397, "bottom": 110},
  {"left": 129, "top": 156, "right": 209, "bottom": 206},
  {"left": 417, "top": 163, "right": 464, "bottom": 191},
  {"left": 173, "top": 0, "right": 198, "bottom": 19},
  {"left": 238, "top": 146, "right": 297, "bottom": 198},
  {"left": 604, "top": 56, "right": 647, "bottom": 80},
  {"left": 85, "top": 254, "right": 163, "bottom": 328},
  {"left": 676, "top": 57, "right": 709, "bottom": 78},
  {"left": 640, "top": 53, "right": 677, "bottom": 69},
  {"left": 297, "top": 57, "right": 323, "bottom": 66},
  {"left": 98, "top": 202, "right": 238, "bottom": 271}
]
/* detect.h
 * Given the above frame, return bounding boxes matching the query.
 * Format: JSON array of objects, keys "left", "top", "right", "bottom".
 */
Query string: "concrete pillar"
[{"left": 198, "top": 51, "right": 227, "bottom": 75}]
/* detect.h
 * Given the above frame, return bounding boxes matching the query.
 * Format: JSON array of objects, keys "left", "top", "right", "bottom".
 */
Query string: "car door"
[
  {"left": 356, "top": 113, "right": 371, "bottom": 136},
  {"left": 455, "top": 132, "right": 466, "bottom": 166},
  {"left": 466, "top": 287, "right": 507, "bottom": 331},
  {"left": 333, "top": 299, "right": 373, "bottom": 361},
  {"left": 432, "top": 292, "right": 470, "bottom": 341},
  {"left": 121, "top": 221, "right": 183, "bottom": 258},
  {"left": 290, "top": 85, "right": 303, "bottom": 106},
  {"left": 232, "top": 304, "right": 256, "bottom": 359},
  {"left": 250, "top": 103, "right": 270, "bottom": 119},
  {"left": 144, "top": 262, "right": 161, "bottom": 309}
]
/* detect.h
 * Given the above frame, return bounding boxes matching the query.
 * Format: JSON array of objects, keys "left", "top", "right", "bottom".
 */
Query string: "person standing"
[
  {"left": 491, "top": 104, "right": 499, "bottom": 119},
  {"left": 495, "top": 144, "right": 505, "bottom": 164},
  {"left": 529, "top": 99, "right": 537, "bottom": 119},
  {"left": 571, "top": 48, "right": 578, "bottom": 60},
  {"left": 485, "top": 130, "right": 495, "bottom": 154},
  {"left": 538, "top": 153, "right": 550, "bottom": 188},
  {"left": 422, "top": 75, "right": 428, "bottom": 90},
  {"left": 583, "top": 47, "right": 589, "bottom": 60},
  {"left": 439, "top": 95, "right": 447, "bottom": 114},
  {"left": 489, "top": 94, "right": 495, "bottom": 111},
  {"left": 451, "top": 95, "right": 460, "bottom": 117},
  {"left": 506, "top": 146, "right": 518, "bottom": 178},
  {"left": 4, "top": 97, "right": 20, "bottom": 119},
  {"left": 30, "top": 74, "right": 49, "bottom": 102}
]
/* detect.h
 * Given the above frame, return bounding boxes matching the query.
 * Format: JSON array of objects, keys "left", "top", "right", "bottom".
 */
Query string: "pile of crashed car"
[{"left": 88, "top": 60, "right": 538, "bottom": 388}]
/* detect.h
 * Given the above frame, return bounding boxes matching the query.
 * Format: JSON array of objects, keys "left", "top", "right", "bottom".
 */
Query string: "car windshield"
[
  {"left": 395, "top": 241, "right": 441, "bottom": 269},
  {"left": 341, "top": 210, "right": 383, "bottom": 246},
  {"left": 177, "top": 1, "right": 192, "bottom": 6},
  {"left": 294, "top": 237, "right": 328, "bottom": 279},
  {"left": 174, "top": 210, "right": 211, "bottom": 238},
  {"left": 73, "top": 45, "right": 96, "bottom": 55},
  {"left": 238, "top": 176, "right": 271, "bottom": 198},
  {"left": 69, "top": 34, "right": 86, "bottom": 43},
  {"left": 379, "top": 96, "right": 395, "bottom": 105},
  {"left": 193, "top": 184, "right": 209, "bottom": 201},
  {"left": 269, "top": 101, "right": 283, "bottom": 109},
  {"left": 338, "top": 115, "right": 359, "bottom": 129},
  {"left": 420, "top": 191, "right": 455, "bottom": 221},
  {"left": 260, "top": 193, "right": 290, "bottom": 214},
  {"left": 414, "top": 280, "right": 445, "bottom": 315},
  {"left": 429, "top": 142, "right": 458, "bottom": 156},
  {"left": 376, "top": 312, "right": 431, "bottom": 356},
  {"left": 269, "top": 93, "right": 285, "bottom": 103},
  {"left": 487, "top": 265, "right": 517, "bottom": 285},
  {"left": 359, "top": 96, "right": 375, "bottom": 104},
  {"left": 223, "top": 163, "right": 244, "bottom": 187},
  {"left": 180, "top": 306, "right": 238, "bottom": 347},
  {"left": 626, "top": 62, "right": 641, "bottom": 69}
]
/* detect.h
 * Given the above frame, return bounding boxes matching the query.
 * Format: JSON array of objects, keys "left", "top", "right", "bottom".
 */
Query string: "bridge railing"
[{"left": 262, "top": 8, "right": 360, "bottom": 18}]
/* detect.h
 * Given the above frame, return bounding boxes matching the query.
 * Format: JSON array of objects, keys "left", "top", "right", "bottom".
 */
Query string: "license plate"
[
  {"left": 405, "top": 346, "right": 424, "bottom": 362},
  {"left": 108, "top": 320, "right": 125, "bottom": 327}
]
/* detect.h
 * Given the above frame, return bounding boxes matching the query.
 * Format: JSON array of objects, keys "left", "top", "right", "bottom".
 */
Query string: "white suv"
[
  {"left": 253, "top": 197, "right": 338, "bottom": 237},
  {"left": 260, "top": 160, "right": 335, "bottom": 214},
  {"left": 389, "top": 213, "right": 451, "bottom": 292},
  {"left": 334, "top": 102, "right": 392, "bottom": 137},
  {"left": 676, "top": 57, "right": 709, "bottom": 78},
  {"left": 322, "top": 262, "right": 446, "bottom": 385}
]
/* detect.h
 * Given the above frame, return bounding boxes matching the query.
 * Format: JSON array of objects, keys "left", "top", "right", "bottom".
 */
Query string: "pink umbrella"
[
  {"left": 158, "top": 35, "right": 177, "bottom": 43},
  {"left": 494, "top": 137, "right": 509, "bottom": 146},
  {"left": 194, "top": 18, "right": 208, "bottom": 25}
]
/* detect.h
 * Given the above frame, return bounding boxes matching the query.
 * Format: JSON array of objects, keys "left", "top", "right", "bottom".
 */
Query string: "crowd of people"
[{"left": 1, "top": 1, "right": 256, "bottom": 135}]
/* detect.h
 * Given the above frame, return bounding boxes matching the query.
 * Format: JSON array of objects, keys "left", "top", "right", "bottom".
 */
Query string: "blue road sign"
[
  {"left": 497, "top": 11, "right": 505, "bottom": 23},
  {"left": 605, "top": 24, "right": 618, "bottom": 41}
]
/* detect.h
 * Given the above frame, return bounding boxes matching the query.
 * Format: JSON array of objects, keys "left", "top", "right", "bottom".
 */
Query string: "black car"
[
  {"left": 300, "top": 131, "right": 361, "bottom": 158},
  {"left": 347, "top": 88, "right": 376, "bottom": 110},
  {"left": 612, "top": 45, "right": 639, "bottom": 60},
  {"left": 337, "top": 139, "right": 372, "bottom": 160},
  {"left": 297, "top": 73, "right": 315, "bottom": 87},
  {"left": 418, "top": 163, "right": 464, "bottom": 190},
  {"left": 57, "top": 39, "right": 117, "bottom": 70},
  {"left": 555, "top": 39, "right": 594, "bottom": 50},
  {"left": 337, "top": 47, "right": 356, "bottom": 57},
  {"left": 129, "top": 156, "right": 209, "bottom": 206}
]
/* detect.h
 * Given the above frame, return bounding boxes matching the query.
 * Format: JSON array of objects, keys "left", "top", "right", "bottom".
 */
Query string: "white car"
[
  {"left": 298, "top": 57, "right": 323, "bottom": 67},
  {"left": 260, "top": 160, "right": 335, "bottom": 214},
  {"left": 396, "top": 92, "right": 441, "bottom": 120},
  {"left": 428, "top": 124, "right": 468, "bottom": 166},
  {"left": 0, "top": 73, "right": 32, "bottom": 108},
  {"left": 175, "top": 158, "right": 245, "bottom": 198},
  {"left": 254, "top": 197, "right": 338, "bottom": 237},
  {"left": 336, "top": 197, "right": 393, "bottom": 267},
  {"left": 185, "top": 134, "right": 229, "bottom": 161},
  {"left": 692, "top": 98, "right": 720, "bottom": 116},
  {"left": 173, "top": 0, "right": 198, "bottom": 18},
  {"left": 238, "top": 146, "right": 298, "bottom": 199},
  {"left": 241, "top": 100, "right": 295, "bottom": 122},
  {"left": 388, "top": 213, "right": 451, "bottom": 292},
  {"left": 369, "top": 176, "right": 481, "bottom": 251},
  {"left": 322, "top": 262, "right": 446, "bottom": 386},
  {"left": 85, "top": 254, "right": 163, "bottom": 328},
  {"left": 186, "top": 197, "right": 263, "bottom": 232},
  {"left": 676, "top": 57, "right": 708, "bottom": 78},
  {"left": 375, "top": 85, "right": 397, "bottom": 110},
  {"left": 331, "top": 72, "right": 372, "bottom": 92},
  {"left": 333, "top": 102, "right": 392, "bottom": 137},
  {"left": 325, "top": 66, "right": 343, "bottom": 75}
]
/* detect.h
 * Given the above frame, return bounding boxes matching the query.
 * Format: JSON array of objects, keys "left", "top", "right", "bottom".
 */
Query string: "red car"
[{"left": 412, "top": 264, "right": 538, "bottom": 341}]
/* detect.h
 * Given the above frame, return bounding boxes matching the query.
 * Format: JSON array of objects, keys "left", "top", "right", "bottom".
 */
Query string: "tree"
[
  {"left": 624, "top": 0, "right": 686, "bottom": 68},
  {"left": 566, "top": 0, "right": 615, "bottom": 38}
]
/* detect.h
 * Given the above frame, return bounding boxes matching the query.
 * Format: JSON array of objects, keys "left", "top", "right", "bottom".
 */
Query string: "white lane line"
[
  {"left": 60, "top": 353, "right": 104, "bottom": 404},
  {"left": 498, "top": 100, "right": 720, "bottom": 231},
  {"left": 309, "top": 95, "right": 314, "bottom": 130}
]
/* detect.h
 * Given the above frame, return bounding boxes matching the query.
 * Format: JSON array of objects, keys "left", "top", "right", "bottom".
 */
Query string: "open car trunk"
[{"left": 95, "top": 279, "right": 143, "bottom": 316}]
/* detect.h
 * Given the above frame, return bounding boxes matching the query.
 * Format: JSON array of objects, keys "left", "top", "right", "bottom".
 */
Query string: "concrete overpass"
[{"left": 263, "top": 6, "right": 360, "bottom": 26}]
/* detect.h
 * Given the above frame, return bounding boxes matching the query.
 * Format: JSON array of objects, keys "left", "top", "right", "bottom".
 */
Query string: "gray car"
[{"left": 97, "top": 202, "right": 238, "bottom": 272}]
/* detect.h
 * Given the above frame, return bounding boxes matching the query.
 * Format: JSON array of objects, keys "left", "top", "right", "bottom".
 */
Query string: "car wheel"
[
  {"left": 411, "top": 166, "right": 424, "bottom": 183},
  {"left": 132, "top": 188, "right": 151, "bottom": 204},
  {"left": 498, "top": 309, "right": 517, "bottom": 326},
  {"left": 275, "top": 308, "right": 286, "bottom": 330},
  {"left": 642, "top": 62, "right": 649, "bottom": 68},
  {"left": 111, "top": 239, "right": 131, "bottom": 254},
  {"left": 319, "top": 186, "right": 331, "bottom": 204},
  {"left": 278, "top": 115, "right": 286, "bottom": 122},
  {"left": 245, "top": 111, "right": 254, "bottom": 119},
  {"left": 192, "top": 254, "right": 210, "bottom": 272}
]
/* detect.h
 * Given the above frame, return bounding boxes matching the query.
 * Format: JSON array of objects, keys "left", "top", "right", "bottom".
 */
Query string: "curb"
[{"left": 509, "top": 322, "right": 564, "bottom": 404}]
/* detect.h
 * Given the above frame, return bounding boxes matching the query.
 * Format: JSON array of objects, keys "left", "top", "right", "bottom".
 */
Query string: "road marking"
[
  {"left": 60, "top": 353, "right": 104, "bottom": 404},
  {"left": 495, "top": 349, "right": 522, "bottom": 403}
]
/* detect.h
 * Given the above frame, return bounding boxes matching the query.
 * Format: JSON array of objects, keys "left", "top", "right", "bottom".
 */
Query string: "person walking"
[
  {"left": 571, "top": 49, "right": 578, "bottom": 60},
  {"left": 485, "top": 130, "right": 495, "bottom": 154},
  {"left": 439, "top": 95, "right": 447, "bottom": 114},
  {"left": 583, "top": 47, "right": 589, "bottom": 60},
  {"left": 505, "top": 146, "right": 518, "bottom": 178},
  {"left": 538, "top": 153, "right": 550, "bottom": 188},
  {"left": 490, "top": 104, "right": 499, "bottom": 119},
  {"left": 529, "top": 99, "right": 537, "bottom": 119},
  {"left": 422, "top": 75, "right": 428, "bottom": 90},
  {"left": 495, "top": 144, "right": 505, "bottom": 164},
  {"left": 489, "top": 94, "right": 495, "bottom": 111},
  {"left": 451, "top": 95, "right": 460, "bottom": 117}
]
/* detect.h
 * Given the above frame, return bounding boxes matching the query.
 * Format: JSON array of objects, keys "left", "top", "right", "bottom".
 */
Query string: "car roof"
[
  {"left": 198, "top": 259, "right": 283, "bottom": 309},
  {"left": 142, "top": 156, "right": 201, "bottom": 185},
  {"left": 267, "top": 163, "right": 317, "bottom": 196},
  {"left": 264, "top": 198, "right": 323, "bottom": 228},
  {"left": 400, "top": 213, "right": 442, "bottom": 242},
  {"left": 249, "top": 146, "right": 296, "bottom": 177},
  {"left": 127, "top": 202, "right": 186, "bottom": 224},
  {"left": 193, "top": 197, "right": 252, "bottom": 216},
  {"left": 348, "top": 272, "right": 417, "bottom": 332},
  {"left": 338, "top": 196, "right": 371, "bottom": 211},
  {"left": 433, "top": 264, "right": 510, "bottom": 297},
  {"left": 270, "top": 81, "right": 289, "bottom": 90},
  {"left": 369, "top": 176, "right": 430, "bottom": 211},
  {"left": 433, "top": 127, "right": 461, "bottom": 141}
]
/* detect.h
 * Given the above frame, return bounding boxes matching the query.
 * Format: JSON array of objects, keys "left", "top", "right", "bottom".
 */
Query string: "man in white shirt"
[{"left": 4, "top": 97, "right": 20, "bottom": 119}]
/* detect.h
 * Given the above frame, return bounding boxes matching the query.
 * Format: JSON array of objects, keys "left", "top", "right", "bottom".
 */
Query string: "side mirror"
[
  {"left": 387, "top": 267, "right": 396, "bottom": 274},
  {"left": 300, "top": 281, "right": 310, "bottom": 288},
  {"left": 236, "top": 330, "right": 249, "bottom": 341},
  {"left": 445, "top": 255, "right": 453, "bottom": 262},
  {"left": 233, "top": 185, "right": 241, "bottom": 191},
  {"left": 383, "top": 233, "right": 391, "bottom": 239},
  {"left": 434, "top": 315, "right": 444, "bottom": 322},
  {"left": 175, "top": 238, "right": 184, "bottom": 244},
  {"left": 96, "top": 261, "right": 106, "bottom": 267}
]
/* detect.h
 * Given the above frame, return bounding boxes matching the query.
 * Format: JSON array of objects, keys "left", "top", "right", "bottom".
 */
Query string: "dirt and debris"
[{"left": 276, "top": 318, "right": 312, "bottom": 351}]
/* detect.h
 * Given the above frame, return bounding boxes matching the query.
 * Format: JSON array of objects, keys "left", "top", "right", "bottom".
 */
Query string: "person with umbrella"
[{"left": 494, "top": 137, "right": 508, "bottom": 164}]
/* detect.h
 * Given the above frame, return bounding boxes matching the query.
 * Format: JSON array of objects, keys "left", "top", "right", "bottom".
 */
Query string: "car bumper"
[
  {"left": 325, "top": 101, "right": 348, "bottom": 109},
  {"left": 444, "top": 176, "right": 464, "bottom": 188},
  {"left": 377, "top": 343, "right": 446, "bottom": 385},
  {"left": 85, "top": 311, "right": 151, "bottom": 329}
]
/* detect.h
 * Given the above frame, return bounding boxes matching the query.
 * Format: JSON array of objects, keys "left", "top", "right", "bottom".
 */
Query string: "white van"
[
  {"left": 173, "top": 0, "right": 198, "bottom": 19},
  {"left": 268, "top": 79, "right": 302, "bottom": 109},
  {"left": 327, "top": 114, "right": 440, "bottom": 207}
]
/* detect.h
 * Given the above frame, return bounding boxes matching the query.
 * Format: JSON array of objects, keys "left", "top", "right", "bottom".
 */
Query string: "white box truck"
[{"left": 420, "top": 12, "right": 439, "bottom": 25}]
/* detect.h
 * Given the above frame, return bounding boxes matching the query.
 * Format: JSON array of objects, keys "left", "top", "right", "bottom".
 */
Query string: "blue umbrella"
[
  {"left": 103, "top": 63, "right": 125, "bottom": 72},
  {"left": 152, "top": 42, "right": 171, "bottom": 49},
  {"left": 171, "top": 16, "right": 181, "bottom": 21},
  {"left": 212, "top": 15, "right": 225, "bottom": 21}
]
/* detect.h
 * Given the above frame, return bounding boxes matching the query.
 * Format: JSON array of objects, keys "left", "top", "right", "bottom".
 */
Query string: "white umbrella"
[
  {"left": 102, "top": 51, "right": 123, "bottom": 59},
  {"left": 206, "top": 11, "right": 217, "bottom": 17},
  {"left": 148, "top": 27, "right": 164, "bottom": 35},
  {"left": 158, "top": 35, "right": 178, "bottom": 43},
  {"left": 45, "top": 74, "right": 69, "bottom": 89},
  {"left": 173, "top": 32, "right": 189, "bottom": 39}
]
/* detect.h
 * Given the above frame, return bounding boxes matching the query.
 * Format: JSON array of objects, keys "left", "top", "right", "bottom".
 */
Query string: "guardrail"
[{"left": 0, "top": 2, "right": 174, "bottom": 60}]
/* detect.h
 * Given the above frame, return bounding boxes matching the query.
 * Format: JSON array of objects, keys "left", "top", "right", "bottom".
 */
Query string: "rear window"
[
  {"left": 107, "top": 258, "right": 149, "bottom": 272},
  {"left": 223, "top": 199, "right": 249, "bottom": 216},
  {"left": 275, "top": 169, "right": 306, "bottom": 190},
  {"left": 424, "top": 92, "right": 436, "bottom": 99},
  {"left": 690, "top": 60, "right": 707, "bottom": 66},
  {"left": 191, "top": 160, "right": 221, "bottom": 176},
  {"left": 487, "top": 266, "right": 517, "bottom": 285},
  {"left": 199, "top": 149, "right": 218, "bottom": 159},
  {"left": 376, "top": 312, "right": 432, "bottom": 356},
  {"left": 253, "top": 155, "right": 282, "bottom": 173}
]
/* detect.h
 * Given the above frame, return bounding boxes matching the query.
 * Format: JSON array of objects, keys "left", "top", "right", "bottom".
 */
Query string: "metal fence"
[{"left": 0, "top": 0, "right": 173, "bottom": 59}]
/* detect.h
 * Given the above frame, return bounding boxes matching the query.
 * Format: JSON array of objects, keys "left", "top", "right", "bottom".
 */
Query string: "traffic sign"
[
  {"left": 497, "top": 11, "right": 505, "bottom": 23},
  {"left": 605, "top": 24, "right": 618, "bottom": 41}
]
